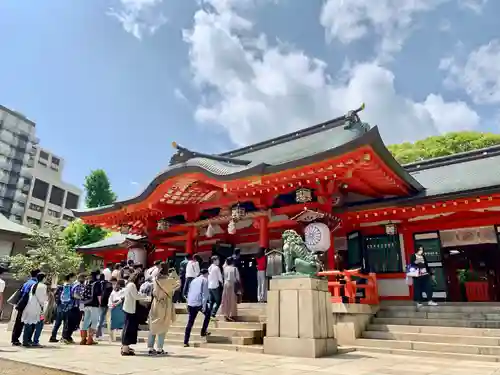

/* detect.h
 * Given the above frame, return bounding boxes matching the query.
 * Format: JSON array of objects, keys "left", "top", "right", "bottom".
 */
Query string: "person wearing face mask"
[{"left": 410, "top": 246, "right": 438, "bottom": 307}]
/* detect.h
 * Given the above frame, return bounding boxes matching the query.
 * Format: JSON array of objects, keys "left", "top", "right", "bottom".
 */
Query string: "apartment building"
[
  {"left": 23, "top": 147, "right": 81, "bottom": 228},
  {"left": 0, "top": 105, "right": 38, "bottom": 223}
]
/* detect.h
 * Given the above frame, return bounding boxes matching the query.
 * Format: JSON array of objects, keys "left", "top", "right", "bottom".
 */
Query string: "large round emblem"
[{"left": 304, "top": 222, "right": 331, "bottom": 252}]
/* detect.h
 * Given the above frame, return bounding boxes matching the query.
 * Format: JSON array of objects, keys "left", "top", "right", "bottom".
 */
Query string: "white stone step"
[
  {"left": 372, "top": 317, "right": 500, "bottom": 329},
  {"left": 353, "top": 346, "right": 500, "bottom": 363},
  {"left": 162, "top": 338, "right": 264, "bottom": 353},
  {"left": 377, "top": 310, "right": 500, "bottom": 321},
  {"left": 362, "top": 330, "right": 500, "bottom": 346},
  {"left": 355, "top": 338, "right": 500, "bottom": 356},
  {"left": 367, "top": 324, "right": 500, "bottom": 337},
  {"left": 380, "top": 304, "right": 500, "bottom": 314}
]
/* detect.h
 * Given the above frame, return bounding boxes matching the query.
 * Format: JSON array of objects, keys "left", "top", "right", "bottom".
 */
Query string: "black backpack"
[{"left": 81, "top": 281, "right": 95, "bottom": 304}]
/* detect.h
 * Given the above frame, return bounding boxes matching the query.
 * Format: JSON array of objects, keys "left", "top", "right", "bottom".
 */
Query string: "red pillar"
[
  {"left": 327, "top": 229, "right": 335, "bottom": 270},
  {"left": 186, "top": 227, "right": 196, "bottom": 255},
  {"left": 259, "top": 216, "right": 269, "bottom": 248},
  {"left": 402, "top": 228, "right": 415, "bottom": 299}
]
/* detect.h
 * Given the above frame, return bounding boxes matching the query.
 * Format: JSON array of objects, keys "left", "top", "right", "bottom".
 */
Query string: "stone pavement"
[{"left": 2, "top": 331, "right": 500, "bottom": 375}]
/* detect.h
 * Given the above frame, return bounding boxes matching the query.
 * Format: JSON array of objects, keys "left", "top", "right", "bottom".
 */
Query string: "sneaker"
[
  {"left": 12, "top": 341, "right": 21, "bottom": 347},
  {"left": 49, "top": 338, "right": 59, "bottom": 343},
  {"left": 183, "top": 343, "right": 190, "bottom": 348},
  {"left": 156, "top": 349, "right": 166, "bottom": 355},
  {"left": 200, "top": 332, "right": 211, "bottom": 338},
  {"left": 428, "top": 301, "right": 438, "bottom": 306},
  {"left": 416, "top": 303, "right": 423, "bottom": 308},
  {"left": 148, "top": 349, "right": 157, "bottom": 356}
]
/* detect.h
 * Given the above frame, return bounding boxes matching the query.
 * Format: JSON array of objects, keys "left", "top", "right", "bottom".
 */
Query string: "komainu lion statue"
[{"left": 282, "top": 229, "right": 323, "bottom": 276}]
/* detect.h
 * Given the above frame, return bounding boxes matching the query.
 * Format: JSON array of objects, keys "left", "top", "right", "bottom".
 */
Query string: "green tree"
[
  {"left": 388, "top": 131, "right": 500, "bottom": 164},
  {"left": 84, "top": 169, "right": 117, "bottom": 208},
  {"left": 62, "top": 219, "right": 109, "bottom": 250},
  {"left": 8, "top": 224, "right": 82, "bottom": 281}
]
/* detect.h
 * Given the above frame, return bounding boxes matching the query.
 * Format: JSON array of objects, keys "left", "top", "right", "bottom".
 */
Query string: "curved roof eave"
[{"left": 74, "top": 126, "right": 423, "bottom": 218}]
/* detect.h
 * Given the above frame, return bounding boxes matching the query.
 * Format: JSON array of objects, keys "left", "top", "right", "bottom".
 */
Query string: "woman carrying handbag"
[{"left": 409, "top": 246, "right": 438, "bottom": 308}]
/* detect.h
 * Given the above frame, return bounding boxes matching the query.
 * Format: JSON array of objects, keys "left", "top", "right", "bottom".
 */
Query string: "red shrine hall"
[{"left": 74, "top": 106, "right": 500, "bottom": 304}]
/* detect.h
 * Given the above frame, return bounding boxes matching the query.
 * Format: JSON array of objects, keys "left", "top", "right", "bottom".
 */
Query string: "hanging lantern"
[
  {"left": 120, "top": 224, "right": 130, "bottom": 234},
  {"left": 227, "top": 220, "right": 236, "bottom": 235},
  {"left": 295, "top": 188, "right": 312, "bottom": 203},
  {"left": 206, "top": 222, "right": 215, "bottom": 238},
  {"left": 385, "top": 223, "right": 397, "bottom": 235},
  {"left": 157, "top": 218, "right": 170, "bottom": 231},
  {"left": 231, "top": 203, "right": 245, "bottom": 221}
]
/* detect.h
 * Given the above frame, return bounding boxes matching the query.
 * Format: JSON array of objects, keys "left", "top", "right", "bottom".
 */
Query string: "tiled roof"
[
  {"left": 409, "top": 152, "right": 500, "bottom": 197},
  {"left": 77, "top": 233, "right": 146, "bottom": 250},
  {"left": 0, "top": 214, "right": 32, "bottom": 236},
  {"left": 76, "top": 115, "right": 412, "bottom": 217}
]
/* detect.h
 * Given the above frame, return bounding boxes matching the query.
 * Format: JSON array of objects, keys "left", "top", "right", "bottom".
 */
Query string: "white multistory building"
[
  {"left": 0, "top": 105, "right": 38, "bottom": 223},
  {"left": 23, "top": 146, "right": 82, "bottom": 228}
]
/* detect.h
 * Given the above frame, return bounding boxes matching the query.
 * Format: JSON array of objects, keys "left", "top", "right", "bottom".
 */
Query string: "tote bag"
[{"left": 406, "top": 264, "right": 419, "bottom": 278}]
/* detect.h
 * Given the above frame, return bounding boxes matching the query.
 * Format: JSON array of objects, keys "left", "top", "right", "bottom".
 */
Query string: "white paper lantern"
[
  {"left": 127, "top": 247, "right": 147, "bottom": 265},
  {"left": 227, "top": 220, "right": 236, "bottom": 235},
  {"left": 206, "top": 222, "right": 215, "bottom": 238},
  {"left": 304, "top": 222, "right": 331, "bottom": 252}
]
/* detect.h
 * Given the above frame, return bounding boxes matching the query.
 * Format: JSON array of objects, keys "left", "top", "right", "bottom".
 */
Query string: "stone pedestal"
[
  {"left": 331, "top": 303, "right": 379, "bottom": 345},
  {"left": 264, "top": 275, "right": 337, "bottom": 358}
]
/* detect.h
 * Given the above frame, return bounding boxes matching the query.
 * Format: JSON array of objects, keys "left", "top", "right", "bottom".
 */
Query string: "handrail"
[{"left": 317, "top": 269, "right": 379, "bottom": 305}]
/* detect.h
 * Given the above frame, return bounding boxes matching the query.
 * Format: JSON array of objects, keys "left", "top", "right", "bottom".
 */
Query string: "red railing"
[{"left": 317, "top": 269, "right": 379, "bottom": 305}]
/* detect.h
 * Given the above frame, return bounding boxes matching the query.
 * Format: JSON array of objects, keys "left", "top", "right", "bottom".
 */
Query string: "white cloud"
[
  {"left": 130, "top": 181, "right": 140, "bottom": 186},
  {"left": 108, "top": 0, "right": 167, "bottom": 39},
  {"left": 320, "top": 0, "right": 446, "bottom": 61},
  {"left": 174, "top": 88, "right": 188, "bottom": 101},
  {"left": 458, "top": 0, "right": 488, "bottom": 14},
  {"left": 183, "top": 0, "right": 480, "bottom": 146},
  {"left": 440, "top": 39, "right": 500, "bottom": 105}
]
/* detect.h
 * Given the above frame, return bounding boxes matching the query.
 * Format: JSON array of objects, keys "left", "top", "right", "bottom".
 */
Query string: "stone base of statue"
[{"left": 263, "top": 275, "right": 337, "bottom": 358}]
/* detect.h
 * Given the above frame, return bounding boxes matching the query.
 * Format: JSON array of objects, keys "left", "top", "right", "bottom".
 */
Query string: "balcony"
[
  {"left": 20, "top": 167, "right": 32, "bottom": 178},
  {"left": 10, "top": 205, "right": 25, "bottom": 216}
]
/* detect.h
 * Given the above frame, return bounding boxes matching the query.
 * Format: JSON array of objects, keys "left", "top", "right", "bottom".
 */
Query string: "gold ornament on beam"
[
  {"left": 120, "top": 224, "right": 130, "bottom": 235},
  {"left": 295, "top": 187, "right": 312, "bottom": 203},
  {"left": 231, "top": 203, "right": 245, "bottom": 221},
  {"left": 157, "top": 219, "right": 170, "bottom": 231}
]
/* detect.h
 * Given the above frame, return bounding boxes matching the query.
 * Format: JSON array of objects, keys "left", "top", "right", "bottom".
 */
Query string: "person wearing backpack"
[
  {"left": 49, "top": 273, "right": 76, "bottom": 343},
  {"left": 11, "top": 269, "right": 40, "bottom": 346},
  {"left": 80, "top": 270, "right": 102, "bottom": 345}
]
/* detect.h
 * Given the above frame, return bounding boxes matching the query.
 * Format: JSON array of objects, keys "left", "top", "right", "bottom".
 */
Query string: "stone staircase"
[
  {"left": 354, "top": 302, "right": 500, "bottom": 362},
  {"left": 161, "top": 303, "right": 265, "bottom": 352},
  {"left": 45, "top": 303, "right": 266, "bottom": 353}
]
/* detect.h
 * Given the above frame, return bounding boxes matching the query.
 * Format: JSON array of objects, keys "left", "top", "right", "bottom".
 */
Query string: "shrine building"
[{"left": 74, "top": 107, "right": 500, "bottom": 303}]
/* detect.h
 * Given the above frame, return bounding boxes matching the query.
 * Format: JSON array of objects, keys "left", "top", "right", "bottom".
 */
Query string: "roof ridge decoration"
[
  {"left": 219, "top": 104, "right": 369, "bottom": 159},
  {"left": 169, "top": 142, "right": 252, "bottom": 166}
]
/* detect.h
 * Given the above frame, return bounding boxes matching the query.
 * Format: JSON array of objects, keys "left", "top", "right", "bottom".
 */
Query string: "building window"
[
  {"left": 51, "top": 156, "right": 60, "bottom": 165},
  {"left": 27, "top": 216, "right": 41, "bottom": 226},
  {"left": 39, "top": 150, "right": 49, "bottom": 160},
  {"left": 32, "top": 179, "right": 49, "bottom": 201},
  {"left": 62, "top": 214, "right": 74, "bottom": 222},
  {"left": 49, "top": 186, "right": 64, "bottom": 206},
  {"left": 29, "top": 203, "right": 43, "bottom": 212},
  {"left": 364, "top": 235, "right": 403, "bottom": 273},
  {"left": 65, "top": 192, "right": 79, "bottom": 209},
  {"left": 47, "top": 209, "right": 60, "bottom": 218},
  {"left": 13, "top": 215, "right": 22, "bottom": 222}
]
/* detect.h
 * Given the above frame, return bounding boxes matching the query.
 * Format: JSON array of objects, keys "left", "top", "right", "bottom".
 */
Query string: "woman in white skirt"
[{"left": 21, "top": 273, "right": 48, "bottom": 347}]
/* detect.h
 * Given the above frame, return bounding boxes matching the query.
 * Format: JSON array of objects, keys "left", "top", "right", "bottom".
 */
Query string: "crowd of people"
[{"left": 6, "top": 252, "right": 246, "bottom": 356}]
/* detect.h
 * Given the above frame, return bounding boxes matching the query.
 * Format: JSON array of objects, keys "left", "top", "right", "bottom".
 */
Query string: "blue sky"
[{"left": 1, "top": 0, "right": 499, "bottom": 203}]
